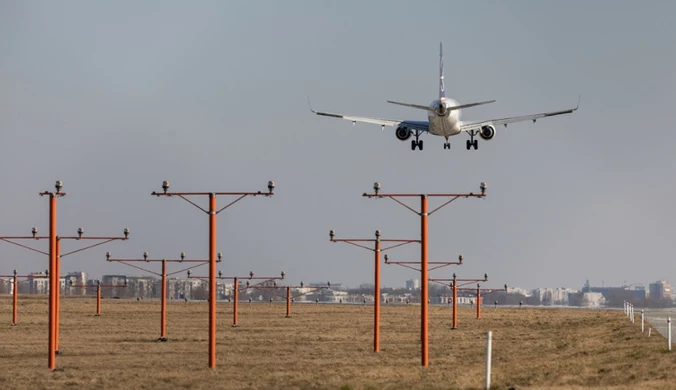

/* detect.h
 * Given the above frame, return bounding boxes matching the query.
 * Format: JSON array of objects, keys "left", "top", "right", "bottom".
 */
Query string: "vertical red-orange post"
[
  {"left": 160, "top": 259, "right": 167, "bottom": 341},
  {"left": 452, "top": 276, "right": 458, "bottom": 330},
  {"left": 432, "top": 274, "right": 489, "bottom": 329},
  {"left": 12, "top": 270, "right": 18, "bottom": 326},
  {"left": 48, "top": 192, "right": 57, "bottom": 370},
  {"left": 329, "top": 230, "right": 417, "bottom": 353},
  {"left": 285, "top": 286, "right": 291, "bottom": 317},
  {"left": 477, "top": 286, "right": 481, "bottom": 319},
  {"left": 374, "top": 236, "right": 381, "bottom": 353},
  {"left": 108, "top": 254, "right": 208, "bottom": 342},
  {"left": 96, "top": 281, "right": 101, "bottom": 316},
  {"left": 420, "top": 195, "right": 429, "bottom": 367},
  {"left": 363, "top": 181, "right": 486, "bottom": 367},
  {"left": 208, "top": 193, "right": 217, "bottom": 367},
  {"left": 37, "top": 228, "right": 130, "bottom": 356},
  {"left": 55, "top": 239, "right": 61, "bottom": 354},
  {"left": 39, "top": 180, "right": 65, "bottom": 370},
  {"left": 232, "top": 277, "right": 239, "bottom": 327},
  {"left": 152, "top": 180, "right": 275, "bottom": 368}
]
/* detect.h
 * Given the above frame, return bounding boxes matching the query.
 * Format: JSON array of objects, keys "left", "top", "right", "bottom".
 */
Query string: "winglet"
[
  {"left": 575, "top": 94, "right": 581, "bottom": 111},
  {"left": 307, "top": 96, "right": 317, "bottom": 113}
]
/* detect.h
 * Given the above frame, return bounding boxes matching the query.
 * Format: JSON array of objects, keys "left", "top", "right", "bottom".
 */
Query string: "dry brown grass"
[{"left": 0, "top": 295, "right": 674, "bottom": 390}]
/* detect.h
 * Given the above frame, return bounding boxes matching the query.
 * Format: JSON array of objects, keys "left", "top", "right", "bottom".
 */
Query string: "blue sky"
[{"left": 1, "top": 1, "right": 674, "bottom": 290}]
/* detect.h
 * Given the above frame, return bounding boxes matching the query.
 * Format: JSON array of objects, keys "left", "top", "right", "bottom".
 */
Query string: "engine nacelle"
[
  {"left": 395, "top": 126, "right": 412, "bottom": 141},
  {"left": 479, "top": 125, "right": 495, "bottom": 140}
]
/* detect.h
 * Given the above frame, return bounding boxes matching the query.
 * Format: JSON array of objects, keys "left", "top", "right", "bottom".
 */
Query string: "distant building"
[
  {"left": 582, "top": 292, "right": 605, "bottom": 307},
  {"left": 124, "top": 276, "right": 155, "bottom": 298},
  {"left": 507, "top": 287, "right": 532, "bottom": 297},
  {"left": 309, "top": 282, "right": 344, "bottom": 290},
  {"left": 581, "top": 280, "right": 647, "bottom": 302},
  {"left": 290, "top": 286, "right": 315, "bottom": 301},
  {"left": 314, "top": 289, "right": 348, "bottom": 303},
  {"left": 173, "top": 278, "right": 206, "bottom": 300},
  {"left": 64, "top": 272, "right": 87, "bottom": 295},
  {"left": 406, "top": 279, "right": 420, "bottom": 291},
  {"left": 100, "top": 274, "right": 128, "bottom": 297},
  {"left": 27, "top": 271, "right": 49, "bottom": 294},
  {"left": 649, "top": 281, "right": 672, "bottom": 301},
  {"left": 0, "top": 277, "right": 11, "bottom": 294}
]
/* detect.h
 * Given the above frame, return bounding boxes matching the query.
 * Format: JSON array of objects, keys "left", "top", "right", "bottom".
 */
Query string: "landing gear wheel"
[
  {"left": 410, "top": 131, "right": 424, "bottom": 150},
  {"left": 443, "top": 143, "right": 450, "bottom": 150},
  {"left": 466, "top": 140, "right": 471, "bottom": 150},
  {"left": 473, "top": 140, "right": 478, "bottom": 150}
]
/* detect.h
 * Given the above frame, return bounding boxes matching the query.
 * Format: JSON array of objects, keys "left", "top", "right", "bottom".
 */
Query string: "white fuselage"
[{"left": 427, "top": 98, "right": 462, "bottom": 138}]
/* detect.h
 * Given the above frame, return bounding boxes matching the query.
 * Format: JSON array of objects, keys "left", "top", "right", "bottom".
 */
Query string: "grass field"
[{"left": 0, "top": 295, "right": 674, "bottom": 390}]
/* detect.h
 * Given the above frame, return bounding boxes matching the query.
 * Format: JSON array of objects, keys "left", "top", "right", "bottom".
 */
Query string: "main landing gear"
[
  {"left": 411, "top": 131, "right": 423, "bottom": 150},
  {"left": 466, "top": 130, "right": 478, "bottom": 150}
]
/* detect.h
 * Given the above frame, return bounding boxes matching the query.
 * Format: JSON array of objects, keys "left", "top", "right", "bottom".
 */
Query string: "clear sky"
[{"left": 1, "top": 1, "right": 674, "bottom": 290}]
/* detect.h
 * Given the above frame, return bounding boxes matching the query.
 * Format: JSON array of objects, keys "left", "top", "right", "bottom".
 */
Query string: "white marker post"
[
  {"left": 668, "top": 317, "right": 672, "bottom": 352},
  {"left": 641, "top": 310, "right": 644, "bottom": 332},
  {"left": 485, "top": 331, "right": 492, "bottom": 390},
  {"left": 624, "top": 301, "right": 627, "bottom": 315},
  {"left": 648, "top": 328, "right": 652, "bottom": 337}
]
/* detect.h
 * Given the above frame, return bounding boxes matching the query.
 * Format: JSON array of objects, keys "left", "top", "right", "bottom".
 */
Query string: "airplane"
[{"left": 309, "top": 42, "right": 580, "bottom": 151}]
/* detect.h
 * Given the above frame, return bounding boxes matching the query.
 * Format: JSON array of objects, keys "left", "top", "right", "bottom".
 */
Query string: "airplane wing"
[
  {"left": 460, "top": 97, "right": 580, "bottom": 132},
  {"left": 308, "top": 99, "right": 429, "bottom": 132}
]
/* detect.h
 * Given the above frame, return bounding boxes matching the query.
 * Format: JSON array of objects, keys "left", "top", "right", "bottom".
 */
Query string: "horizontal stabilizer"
[
  {"left": 386, "top": 101, "right": 433, "bottom": 111},
  {"left": 386, "top": 99, "right": 496, "bottom": 112}
]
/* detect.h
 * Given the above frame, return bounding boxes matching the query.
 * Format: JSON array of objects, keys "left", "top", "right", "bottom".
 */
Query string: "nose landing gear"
[{"left": 443, "top": 137, "right": 451, "bottom": 150}]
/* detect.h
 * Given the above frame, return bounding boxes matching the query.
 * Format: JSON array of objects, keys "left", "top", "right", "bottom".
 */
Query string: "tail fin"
[{"left": 439, "top": 42, "right": 445, "bottom": 101}]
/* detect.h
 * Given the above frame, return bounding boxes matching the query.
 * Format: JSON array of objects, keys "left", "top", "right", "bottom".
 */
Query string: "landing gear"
[
  {"left": 442, "top": 136, "right": 451, "bottom": 150},
  {"left": 466, "top": 131, "right": 479, "bottom": 150},
  {"left": 410, "top": 131, "right": 423, "bottom": 150}
]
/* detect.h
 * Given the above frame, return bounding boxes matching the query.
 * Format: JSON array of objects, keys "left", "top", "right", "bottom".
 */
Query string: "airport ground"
[{"left": 0, "top": 295, "right": 674, "bottom": 390}]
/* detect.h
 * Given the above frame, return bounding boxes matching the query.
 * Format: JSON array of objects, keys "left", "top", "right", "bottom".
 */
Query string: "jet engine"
[
  {"left": 479, "top": 125, "right": 495, "bottom": 140},
  {"left": 395, "top": 126, "right": 412, "bottom": 141}
]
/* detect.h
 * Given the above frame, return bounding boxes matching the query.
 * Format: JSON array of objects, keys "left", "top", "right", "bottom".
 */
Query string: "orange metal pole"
[
  {"left": 96, "top": 282, "right": 101, "bottom": 316},
  {"left": 374, "top": 237, "right": 381, "bottom": 353},
  {"left": 55, "top": 239, "right": 61, "bottom": 354},
  {"left": 285, "top": 286, "right": 291, "bottom": 317},
  {"left": 48, "top": 194, "right": 56, "bottom": 370},
  {"left": 208, "top": 194, "right": 217, "bottom": 368},
  {"left": 12, "top": 272, "right": 18, "bottom": 325},
  {"left": 232, "top": 277, "right": 239, "bottom": 327},
  {"left": 160, "top": 259, "right": 167, "bottom": 341},
  {"left": 452, "top": 278, "right": 458, "bottom": 330},
  {"left": 477, "top": 288, "right": 481, "bottom": 319},
  {"left": 421, "top": 195, "right": 429, "bottom": 367}
]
